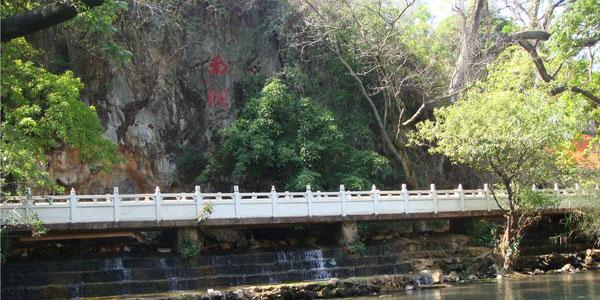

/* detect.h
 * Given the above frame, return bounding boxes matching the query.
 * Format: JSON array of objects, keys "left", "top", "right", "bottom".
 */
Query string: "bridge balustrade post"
[
  {"left": 574, "top": 183, "right": 580, "bottom": 209},
  {"left": 483, "top": 184, "right": 490, "bottom": 211},
  {"left": 458, "top": 184, "right": 465, "bottom": 211},
  {"left": 25, "top": 188, "right": 32, "bottom": 214},
  {"left": 271, "top": 186, "right": 277, "bottom": 218},
  {"left": 155, "top": 186, "right": 161, "bottom": 222},
  {"left": 431, "top": 184, "right": 438, "bottom": 213},
  {"left": 113, "top": 187, "right": 120, "bottom": 222},
  {"left": 554, "top": 183, "right": 560, "bottom": 207},
  {"left": 402, "top": 184, "right": 409, "bottom": 214},
  {"left": 234, "top": 186, "right": 241, "bottom": 219},
  {"left": 70, "top": 188, "right": 77, "bottom": 223},
  {"left": 306, "top": 185, "right": 313, "bottom": 217},
  {"left": 340, "top": 185, "right": 347, "bottom": 217},
  {"left": 371, "top": 185, "right": 379, "bottom": 215},
  {"left": 195, "top": 185, "right": 202, "bottom": 215}
]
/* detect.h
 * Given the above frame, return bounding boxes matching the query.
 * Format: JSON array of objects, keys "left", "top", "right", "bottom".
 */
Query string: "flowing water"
[{"left": 353, "top": 272, "right": 600, "bottom": 300}]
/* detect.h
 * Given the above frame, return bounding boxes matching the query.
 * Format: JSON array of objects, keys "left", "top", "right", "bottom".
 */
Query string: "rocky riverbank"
[
  {"left": 86, "top": 249, "right": 600, "bottom": 300},
  {"left": 4, "top": 219, "right": 598, "bottom": 299}
]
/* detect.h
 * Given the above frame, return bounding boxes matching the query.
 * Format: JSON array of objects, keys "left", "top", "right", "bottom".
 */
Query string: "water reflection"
[{"left": 354, "top": 272, "right": 600, "bottom": 300}]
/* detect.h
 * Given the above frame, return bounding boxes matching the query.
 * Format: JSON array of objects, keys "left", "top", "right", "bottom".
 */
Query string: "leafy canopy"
[
  {"left": 1, "top": 39, "right": 120, "bottom": 193},
  {"left": 200, "top": 79, "right": 391, "bottom": 191},
  {"left": 412, "top": 49, "right": 587, "bottom": 192}
]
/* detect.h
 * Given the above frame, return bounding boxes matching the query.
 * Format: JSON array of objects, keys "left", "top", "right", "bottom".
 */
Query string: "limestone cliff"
[{"left": 37, "top": 1, "right": 282, "bottom": 193}]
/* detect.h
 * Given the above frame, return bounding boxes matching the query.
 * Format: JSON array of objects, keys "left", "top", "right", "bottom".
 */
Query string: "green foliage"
[
  {"left": 412, "top": 47, "right": 590, "bottom": 272},
  {"left": 1, "top": 39, "right": 120, "bottom": 193},
  {"left": 548, "top": 0, "right": 600, "bottom": 60},
  {"left": 412, "top": 49, "right": 587, "bottom": 191},
  {"left": 201, "top": 79, "right": 391, "bottom": 191},
  {"left": 197, "top": 202, "right": 215, "bottom": 223},
  {"left": 73, "top": 0, "right": 131, "bottom": 63},
  {"left": 471, "top": 220, "right": 500, "bottom": 248},
  {"left": 346, "top": 239, "right": 367, "bottom": 256},
  {"left": 179, "top": 234, "right": 200, "bottom": 258},
  {"left": 176, "top": 147, "right": 206, "bottom": 182}
]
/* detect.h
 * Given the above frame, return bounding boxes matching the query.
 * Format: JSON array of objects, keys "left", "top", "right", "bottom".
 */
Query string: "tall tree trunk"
[
  {"left": 395, "top": 145, "right": 418, "bottom": 188},
  {"left": 335, "top": 50, "right": 420, "bottom": 188},
  {"left": 448, "top": 0, "right": 488, "bottom": 96},
  {"left": 500, "top": 214, "right": 518, "bottom": 273}
]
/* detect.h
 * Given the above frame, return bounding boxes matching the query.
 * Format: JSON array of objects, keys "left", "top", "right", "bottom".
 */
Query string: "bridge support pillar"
[
  {"left": 175, "top": 227, "right": 202, "bottom": 255},
  {"left": 337, "top": 221, "right": 358, "bottom": 244}
]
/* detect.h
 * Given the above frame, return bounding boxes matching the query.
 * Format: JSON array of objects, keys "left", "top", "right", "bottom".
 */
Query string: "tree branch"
[
  {"left": 519, "top": 40, "right": 600, "bottom": 105},
  {"left": 1, "top": 0, "right": 104, "bottom": 42}
]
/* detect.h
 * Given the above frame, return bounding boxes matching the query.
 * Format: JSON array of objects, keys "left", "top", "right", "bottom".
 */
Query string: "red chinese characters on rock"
[
  {"left": 208, "top": 55, "right": 228, "bottom": 75},
  {"left": 206, "top": 54, "right": 230, "bottom": 109},
  {"left": 207, "top": 89, "right": 230, "bottom": 109}
]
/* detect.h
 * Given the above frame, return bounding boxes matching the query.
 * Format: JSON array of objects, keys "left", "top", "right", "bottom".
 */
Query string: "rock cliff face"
[{"left": 39, "top": 1, "right": 282, "bottom": 193}]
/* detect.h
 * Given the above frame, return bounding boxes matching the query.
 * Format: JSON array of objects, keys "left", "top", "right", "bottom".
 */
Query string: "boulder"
[
  {"left": 446, "top": 271, "right": 461, "bottom": 283},
  {"left": 431, "top": 270, "right": 444, "bottom": 284},
  {"left": 560, "top": 263, "right": 575, "bottom": 273}
]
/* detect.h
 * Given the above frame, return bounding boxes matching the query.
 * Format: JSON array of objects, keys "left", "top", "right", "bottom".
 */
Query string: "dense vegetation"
[
  {"left": 1, "top": 0, "right": 599, "bottom": 272},
  {"left": 199, "top": 78, "right": 392, "bottom": 191}
]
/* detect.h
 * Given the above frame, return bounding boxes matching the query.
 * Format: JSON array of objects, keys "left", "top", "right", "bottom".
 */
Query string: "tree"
[
  {"left": 1, "top": 0, "right": 128, "bottom": 195},
  {"left": 1, "top": 0, "right": 105, "bottom": 42},
  {"left": 200, "top": 79, "right": 392, "bottom": 192},
  {"left": 449, "top": 0, "right": 599, "bottom": 106},
  {"left": 292, "top": 0, "right": 448, "bottom": 188},
  {"left": 1, "top": 38, "right": 120, "bottom": 194},
  {"left": 412, "top": 49, "right": 588, "bottom": 272}
]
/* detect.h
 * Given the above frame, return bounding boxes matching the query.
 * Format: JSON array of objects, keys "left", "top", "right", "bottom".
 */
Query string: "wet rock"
[
  {"left": 327, "top": 278, "right": 340, "bottom": 286},
  {"left": 533, "top": 269, "right": 544, "bottom": 275},
  {"left": 204, "top": 229, "right": 245, "bottom": 244},
  {"left": 445, "top": 271, "right": 460, "bottom": 283},
  {"left": 411, "top": 258, "right": 434, "bottom": 271},
  {"left": 431, "top": 270, "right": 444, "bottom": 284},
  {"left": 559, "top": 263, "right": 575, "bottom": 273},
  {"left": 236, "top": 238, "right": 249, "bottom": 249},
  {"left": 220, "top": 243, "right": 232, "bottom": 251},
  {"left": 412, "top": 272, "right": 434, "bottom": 286},
  {"left": 286, "top": 238, "right": 299, "bottom": 247}
]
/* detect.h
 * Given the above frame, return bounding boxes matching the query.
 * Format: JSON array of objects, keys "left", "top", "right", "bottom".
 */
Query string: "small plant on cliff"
[
  {"left": 180, "top": 234, "right": 200, "bottom": 258},
  {"left": 411, "top": 50, "right": 587, "bottom": 274},
  {"left": 197, "top": 202, "right": 215, "bottom": 223},
  {"left": 340, "top": 238, "right": 367, "bottom": 256}
]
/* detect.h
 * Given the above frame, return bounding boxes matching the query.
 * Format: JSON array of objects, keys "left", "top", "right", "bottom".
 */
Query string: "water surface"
[{"left": 356, "top": 272, "right": 600, "bottom": 300}]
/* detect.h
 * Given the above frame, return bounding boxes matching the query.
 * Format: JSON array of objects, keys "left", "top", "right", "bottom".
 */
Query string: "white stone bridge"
[{"left": 1, "top": 184, "right": 594, "bottom": 232}]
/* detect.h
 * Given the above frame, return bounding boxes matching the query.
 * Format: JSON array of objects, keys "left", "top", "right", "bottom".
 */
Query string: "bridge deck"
[{"left": 1, "top": 184, "right": 591, "bottom": 232}]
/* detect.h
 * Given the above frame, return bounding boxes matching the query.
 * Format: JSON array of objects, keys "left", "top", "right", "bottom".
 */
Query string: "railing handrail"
[{"left": 1, "top": 183, "right": 598, "bottom": 225}]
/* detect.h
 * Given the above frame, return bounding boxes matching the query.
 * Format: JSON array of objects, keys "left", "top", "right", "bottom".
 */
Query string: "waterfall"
[
  {"left": 303, "top": 249, "right": 333, "bottom": 281},
  {"left": 158, "top": 258, "right": 180, "bottom": 291},
  {"left": 272, "top": 249, "right": 336, "bottom": 282},
  {"left": 68, "top": 283, "right": 83, "bottom": 299},
  {"left": 102, "top": 258, "right": 124, "bottom": 271},
  {"left": 102, "top": 257, "right": 132, "bottom": 283}
]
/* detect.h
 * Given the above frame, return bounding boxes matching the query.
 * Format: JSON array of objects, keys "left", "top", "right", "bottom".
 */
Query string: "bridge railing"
[{"left": 1, "top": 184, "right": 598, "bottom": 225}]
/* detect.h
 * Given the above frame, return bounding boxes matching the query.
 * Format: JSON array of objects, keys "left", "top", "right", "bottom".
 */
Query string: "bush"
[
  {"left": 472, "top": 220, "right": 500, "bottom": 248},
  {"left": 176, "top": 147, "right": 206, "bottom": 182},
  {"left": 347, "top": 239, "right": 367, "bottom": 256},
  {"left": 180, "top": 234, "right": 199, "bottom": 258},
  {"left": 201, "top": 78, "right": 391, "bottom": 191}
]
